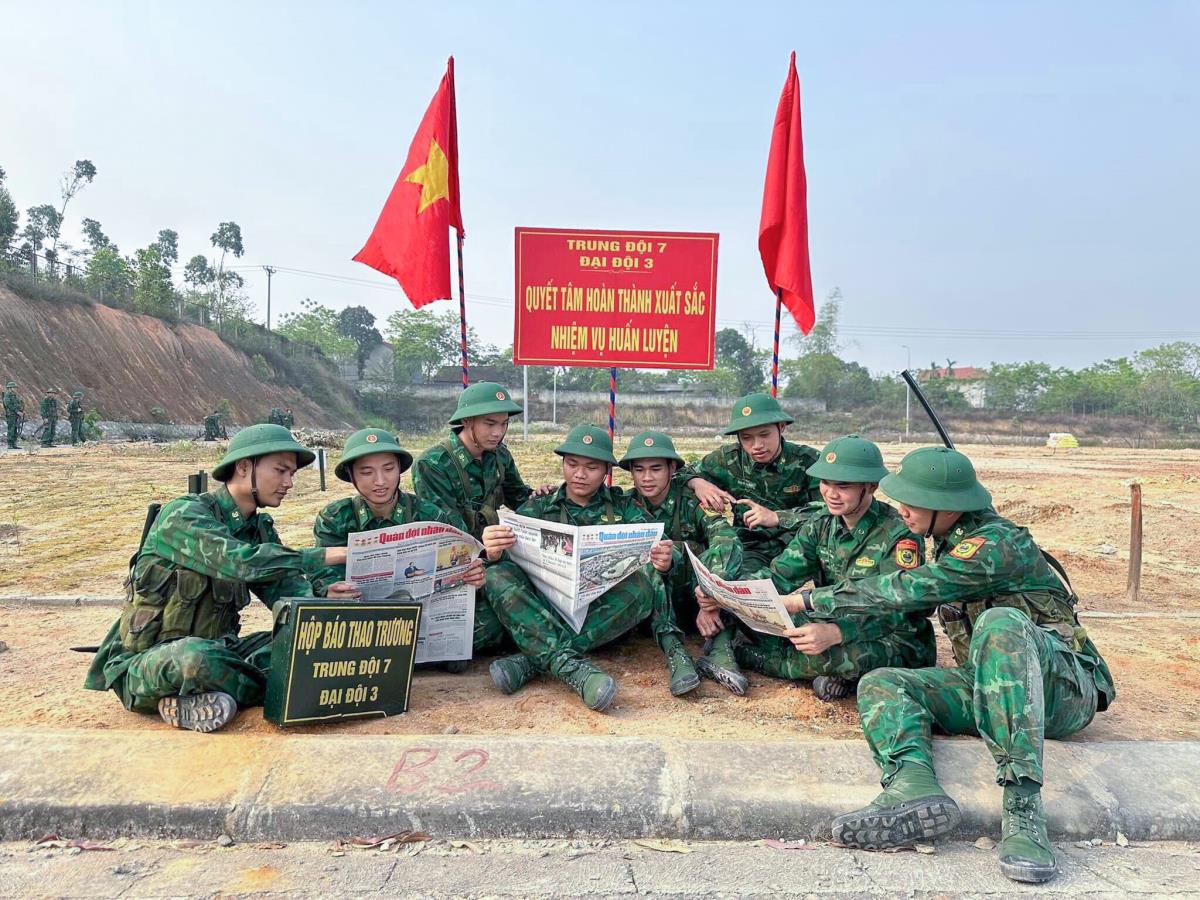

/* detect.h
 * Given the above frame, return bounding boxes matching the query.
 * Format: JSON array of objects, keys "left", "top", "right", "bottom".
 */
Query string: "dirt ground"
[{"left": 0, "top": 439, "right": 1197, "bottom": 741}]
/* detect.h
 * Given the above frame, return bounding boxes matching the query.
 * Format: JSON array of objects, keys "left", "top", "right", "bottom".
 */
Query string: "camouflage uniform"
[
  {"left": 745, "top": 498, "right": 937, "bottom": 679},
  {"left": 84, "top": 484, "right": 324, "bottom": 712},
  {"left": 3, "top": 381, "right": 22, "bottom": 449},
  {"left": 203, "top": 412, "right": 224, "bottom": 441},
  {"left": 281, "top": 409, "right": 294, "bottom": 430},
  {"left": 39, "top": 390, "right": 59, "bottom": 447},
  {"left": 68, "top": 391, "right": 84, "bottom": 444},
  {"left": 811, "top": 506, "right": 1114, "bottom": 785},
  {"left": 414, "top": 430, "right": 532, "bottom": 539},
  {"left": 486, "top": 483, "right": 683, "bottom": 670}
]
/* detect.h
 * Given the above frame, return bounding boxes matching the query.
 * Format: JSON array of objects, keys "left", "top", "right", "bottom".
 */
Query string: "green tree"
[
  {"left": 80, "top": 217, "right": 114, "bottom": 253},
  {"left": 277, "top": 297, "right": 356, "bottom": 362},
  {"left": 84, "top": 245, "right": 132, "bottom": 303},
  {"left": 153, "top": 229, "right": 179, "bottom": 267},
  {"left": 713, "top": 328, "right": 765, "bottom": 395},
  {"left": 51, "top": 159, "right": 97, "bottom": 257},
  {"left": 337, "top": 305, "right": 383, "bottom": 379},
  {"left": 0, "top": 166, "right": 17, "bottom": 258},
  {"left": 132, "top": 245, "right": 176, "bottom": 318},
  {"left": 385, "top": 307, "right": 488, "bottom": 383},
  {"left": 209, "top": 221, "right": 244, "bottom": 330},
  {"left": 21, "top": 203, "right": 62, "bottom": 259}
]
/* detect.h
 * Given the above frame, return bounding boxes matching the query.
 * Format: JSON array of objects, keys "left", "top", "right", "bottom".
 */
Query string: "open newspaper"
[
  {"left": 345, "top": 521, "right": 482, "bottom": 664},
  {"left": 685, "top": 544, "right": 795, "bottom": 636},
  {"left": 497, "top": 506, "right": 664, "bottom": 633}
]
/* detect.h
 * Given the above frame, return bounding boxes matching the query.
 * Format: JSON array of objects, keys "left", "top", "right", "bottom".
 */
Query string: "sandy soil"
[{"left": 0, "top": 440, "right": 1197, "bottom": 741}]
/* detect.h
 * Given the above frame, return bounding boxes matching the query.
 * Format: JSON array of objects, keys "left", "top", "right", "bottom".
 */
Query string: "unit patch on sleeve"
[
  {"left": 894, "top": 538, "right": 920, "bottom": 570},
  {"left": 949, "top": 536, "right": 988, "bottom": 560}
]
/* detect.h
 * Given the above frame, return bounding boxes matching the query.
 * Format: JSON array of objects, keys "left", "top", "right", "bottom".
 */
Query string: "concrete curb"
[{"left": 0, "top": 729, "right": 1196, "bottom": 843}]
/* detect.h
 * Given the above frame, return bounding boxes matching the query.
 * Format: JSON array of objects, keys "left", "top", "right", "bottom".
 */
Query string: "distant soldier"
[
  {"left": 68, "top": 390, "right": 86, "bottom": 444},
  {"left": 481, "top": 425, "right": 699, "bottom": 710},
  {"left": 3, "top": 380, "right": 22, "bottom": 449},
  {"left": 203, "top": 410, "right": 226, "bottom": 441},
  {"left": 266, "top": 407, "right": 283, "bottom": 426},
  {"left": 802, "top": 447, "right": 1115, "bottom": 884},
  {"left": 619, "top": 430, "right": 748, "bottom": 695},
  {"left": 39, "top": 388, "right": 60, "bottom": 447},
  {"left": 83, "top": 425, "right": 346, "bottom": 732},
  {"left": 678, "top": 393, "right": 822, "bottom": 578},
  {"left": 705, "top": 435, "right": 936, "bottom": 702},
  {"left": 281, "top": 407, "right": 295, "bottom": 430},
  {"left": 311, "top": 428, "right": 489, "bottom": 672}
]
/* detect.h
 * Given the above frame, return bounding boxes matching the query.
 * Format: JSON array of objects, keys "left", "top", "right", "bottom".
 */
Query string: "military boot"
[
  {"left": 696, "top": 629, "right": 749, "bottom": 695},
  {"left": 998, "top": 781, "right": 1057, "bottom": 883},
  {"left": 158, "top": 691, "right": 238, "bottom": 733},
  {"left": 812, "top": 675, "right": 857, "bottom": 702},
  {"left": 490, "top": 654, "right": 536, "bottom": 695},
  {"left": 661, "top": 636, "right": 700, "bottom": 696},
  {"left": 731, "top": 631, "right": 768, "bottom": 674},
  {"left": 548, "top": 652, "right": 618, "bottom": 712},
  {"left": 831, "top": 762, "right": 961, "bottom": 849}
]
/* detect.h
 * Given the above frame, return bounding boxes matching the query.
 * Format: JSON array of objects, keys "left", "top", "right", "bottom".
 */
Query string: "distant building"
[
  {"left": 431, "top": 365, "right": 515, "bottom": 386},
  {"left": 919, "top": 366, "right": 988, "bottom": 409}
]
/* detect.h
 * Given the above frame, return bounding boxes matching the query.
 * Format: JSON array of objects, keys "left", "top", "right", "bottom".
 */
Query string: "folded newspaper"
[
  {"left": 684, "top": 544, "right": 795, "bottom": 636},
  {"left": 497, "top": 506, "right": 664, "bottom": 633},
  {"left": 345, "top": 521, "right": 482, "bottom": 663}
]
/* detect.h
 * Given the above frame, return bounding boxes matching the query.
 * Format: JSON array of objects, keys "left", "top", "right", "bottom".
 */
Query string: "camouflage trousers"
[
  {"left": 115, "top": 631, "right": 273, "bottom": 713},
  {"left": 70, "top": 415, "right": 84, "bottom": 444},
  {"left": 5, "top": 414, "right": 17, "bottom": 449},
  {"left": 745, "top": 611, "right": 936, "bottom": 680},
  {"left": 485, "top": 560, "right": 682, "bottom": 671},
  {"left": 473, "top": 588, "right": 508, "bottom": 653},
  {"left": 40, "top": 417, "right": 56, "bottom": 447},
  {"left": 858, "top": 607, "right": 1099, "bottom": 787}
]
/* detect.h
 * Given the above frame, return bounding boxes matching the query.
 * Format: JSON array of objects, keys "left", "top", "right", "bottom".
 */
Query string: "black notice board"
[{"left": 264, "top": 599, "right": 421, "bottom": 726}]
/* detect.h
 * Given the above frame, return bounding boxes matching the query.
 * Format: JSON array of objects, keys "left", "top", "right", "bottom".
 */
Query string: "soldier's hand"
[
  {"left": 696, "top": 607, "right": 724, "bottom": 638},
  {"left": 323, "top": 547, "right": 349, "bottom": 566},
  {"left": 649, "top": 539, "right": 674, "bottom": 573},
  {"left": 326, "top": 581, "right": 362, "bottom": 600},
  {"left": 531, "top": 482, "right": 559, "bottom": 497},
  {"left": 482, "top": 524, "right": 516, "bottom": 561},
  {"left": 694, "top": 586, "right": 720, "bottom": 612},
  {"left": 782, "top": 589, "right": 811, "bottom": 615},
  {"left": 689, "top": 478, "right": 736, "bottom": 513},
  {"left": 737, "top": 498, "right": 780, "bottom": 530},
  {"left": 785, "top": 622, "right": 842, "bottom": 655},
  {"left": 461, "top": 558, "right": 486, "bottom": 588}
]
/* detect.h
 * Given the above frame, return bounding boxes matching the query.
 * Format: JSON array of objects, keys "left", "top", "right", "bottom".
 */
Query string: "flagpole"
[
  {"left": 456, "top": 231, "right": 470, "bottom": 389},
  {"left": 607, "top": 367, "right": 617, "bottom": 487},
  {"left": 771, "top": 288, "right": 782, "bottom": 398}
]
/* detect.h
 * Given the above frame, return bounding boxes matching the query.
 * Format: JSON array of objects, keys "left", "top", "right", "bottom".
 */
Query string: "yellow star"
[{"left": 404, "top": 138, "right": 450, "bottom": 214}]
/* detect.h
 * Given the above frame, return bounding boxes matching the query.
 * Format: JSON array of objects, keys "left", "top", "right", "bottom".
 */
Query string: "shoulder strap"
[
  {"left": 439, "top": 438, "right": 478, "bottom": 530},
  {"left": 1040, "top": 548, "right": 1076, "bottom": 599}
]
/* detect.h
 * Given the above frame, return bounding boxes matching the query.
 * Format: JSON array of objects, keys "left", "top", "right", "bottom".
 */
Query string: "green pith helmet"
[
  {"left": 555, "top": 424, "right": 616, "bottom": 465},
  {"left": 5, "top": 381, "right": 15, "bottom": 389},
  {"left": 212, "top": 424, "right": 315, "bottom": 482},
  {"left": 448, "top": 381, "right": 523, "bottom": 425},
  {"left": 618, "top": 430, "right": 684, "bottom": 469},
  {"left": 880, "top": 446, "right": 992, "bottom": 512},
  {"left": 723, "top": 392, "right": 794, "bottom": 434},
  {"left": 805, "top": 434, "right": 889, "bottom": 483},
  {"left": 335, "top": 428, "right": 414, "bottom": 482},
  {"left": 72, "top": 391, "right": 83, "bottom": 398}
]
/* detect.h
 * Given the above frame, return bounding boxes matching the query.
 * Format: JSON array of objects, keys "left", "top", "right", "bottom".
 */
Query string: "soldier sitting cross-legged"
[
  {"left": 84, "top": 425, "right": 348, "bottom": 733},
  {"left": 481, "top": 425, "right": 699, "bottom": 711}
]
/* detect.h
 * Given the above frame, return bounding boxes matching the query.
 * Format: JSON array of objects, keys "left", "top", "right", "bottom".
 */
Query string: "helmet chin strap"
[
  {"left": 250, "top": 457, "right": 262, "bottom": 508},
  {"left": 925, "top": 510, "right": 939, "bottom": 539}
]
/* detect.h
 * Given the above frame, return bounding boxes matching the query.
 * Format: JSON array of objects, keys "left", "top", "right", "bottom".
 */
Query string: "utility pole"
[
  {"left": 902, "top": 344, "right": 912, "bottom": 440},
  {"left": 262, "top": 265, "right": 276, "bottom": 332}
]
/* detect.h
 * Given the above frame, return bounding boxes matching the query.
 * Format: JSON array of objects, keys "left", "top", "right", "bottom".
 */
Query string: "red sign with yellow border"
[{"left": 514, "top": 227, "right": 718, "bottom": 370}]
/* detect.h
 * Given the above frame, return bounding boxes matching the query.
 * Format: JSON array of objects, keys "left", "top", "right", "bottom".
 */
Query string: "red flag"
[
  {"left": 354, "top": 57, "right": 463, "bottom": 308},
  {"left": 758, "top": 51, "right": 814, "bottom": 335}
]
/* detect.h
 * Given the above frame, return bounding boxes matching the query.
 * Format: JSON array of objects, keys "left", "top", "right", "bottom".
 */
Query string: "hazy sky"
[{"left": 3, "top": 1, "right": 1197, "bottom": 375}]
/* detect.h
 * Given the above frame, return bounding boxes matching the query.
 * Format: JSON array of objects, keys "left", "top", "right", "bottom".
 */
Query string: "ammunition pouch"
[
  {"left": 937, "top": 591, "right": 1087, "bottom": 668},
  {"left": 118, "top": 562, "right": 247, "bottom": 653}
]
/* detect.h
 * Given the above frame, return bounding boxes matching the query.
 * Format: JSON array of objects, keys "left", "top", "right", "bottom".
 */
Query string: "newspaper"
[
  {"left": 497, "top": 506, "right": 664, "bottom": 633},
  {"left": 345, "top": 520, "right": 482, "bottom": 664},
  {"left": 684, "top": 544, "right": 795, "bottom": 636}
]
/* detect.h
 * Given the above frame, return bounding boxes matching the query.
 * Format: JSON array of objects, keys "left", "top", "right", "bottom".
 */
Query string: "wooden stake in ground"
[{"left": 1126, "top": 482, "right": 1143, "bottom": 602}]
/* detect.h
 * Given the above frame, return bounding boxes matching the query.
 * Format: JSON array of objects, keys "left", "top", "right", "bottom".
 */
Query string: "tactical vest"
[
  {"left": 118, "top": 493, "right": 263, "bottom": 653},
  {"left": 440, "top": 438, "right": 506, "bottom": 536}
]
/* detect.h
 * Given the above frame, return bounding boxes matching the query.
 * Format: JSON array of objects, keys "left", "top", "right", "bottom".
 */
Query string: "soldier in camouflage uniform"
[
  {"left": 39, "top": 388, "right": 60, "bottom": 447},
  {"left": 481, "top": 425, "right": 699, "bottom": 711},
  {"left": 68, "top": 390, "right": 85, "bottom": 444},
  {"left": 620, "top": 430, "right": 749, "bottom": 695},
  {"left": 679, "top": 393, "right": 821, "bottom": 579},
  {"left": 203, "top": 410, "right": 225, "bottom": 441},
  {"left": 310, "top": 428, "right": 495, "bottom": 669},
  {"left": 706, "top": 435, "right": 936, "bottom": 702},
  {"left": 281, "top": 408, "right": 295, "bottom": 430},
  {"left": 266, "top": 407, "right": 283, "bottom": 426},
  {"left": 3, "top": 380, "right": 22, "bottom": 449},
  {"left": 799, "top": 447, "right": 1115, "bottom": 884},
  {"left": 84, "top": 424, "right": 347, "bottom": 733}
]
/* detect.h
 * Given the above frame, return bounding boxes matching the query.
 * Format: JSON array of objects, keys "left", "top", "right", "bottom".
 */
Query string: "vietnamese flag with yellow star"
[{"left": 353, "top": 57, "right": 463, "bottom": 307}]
